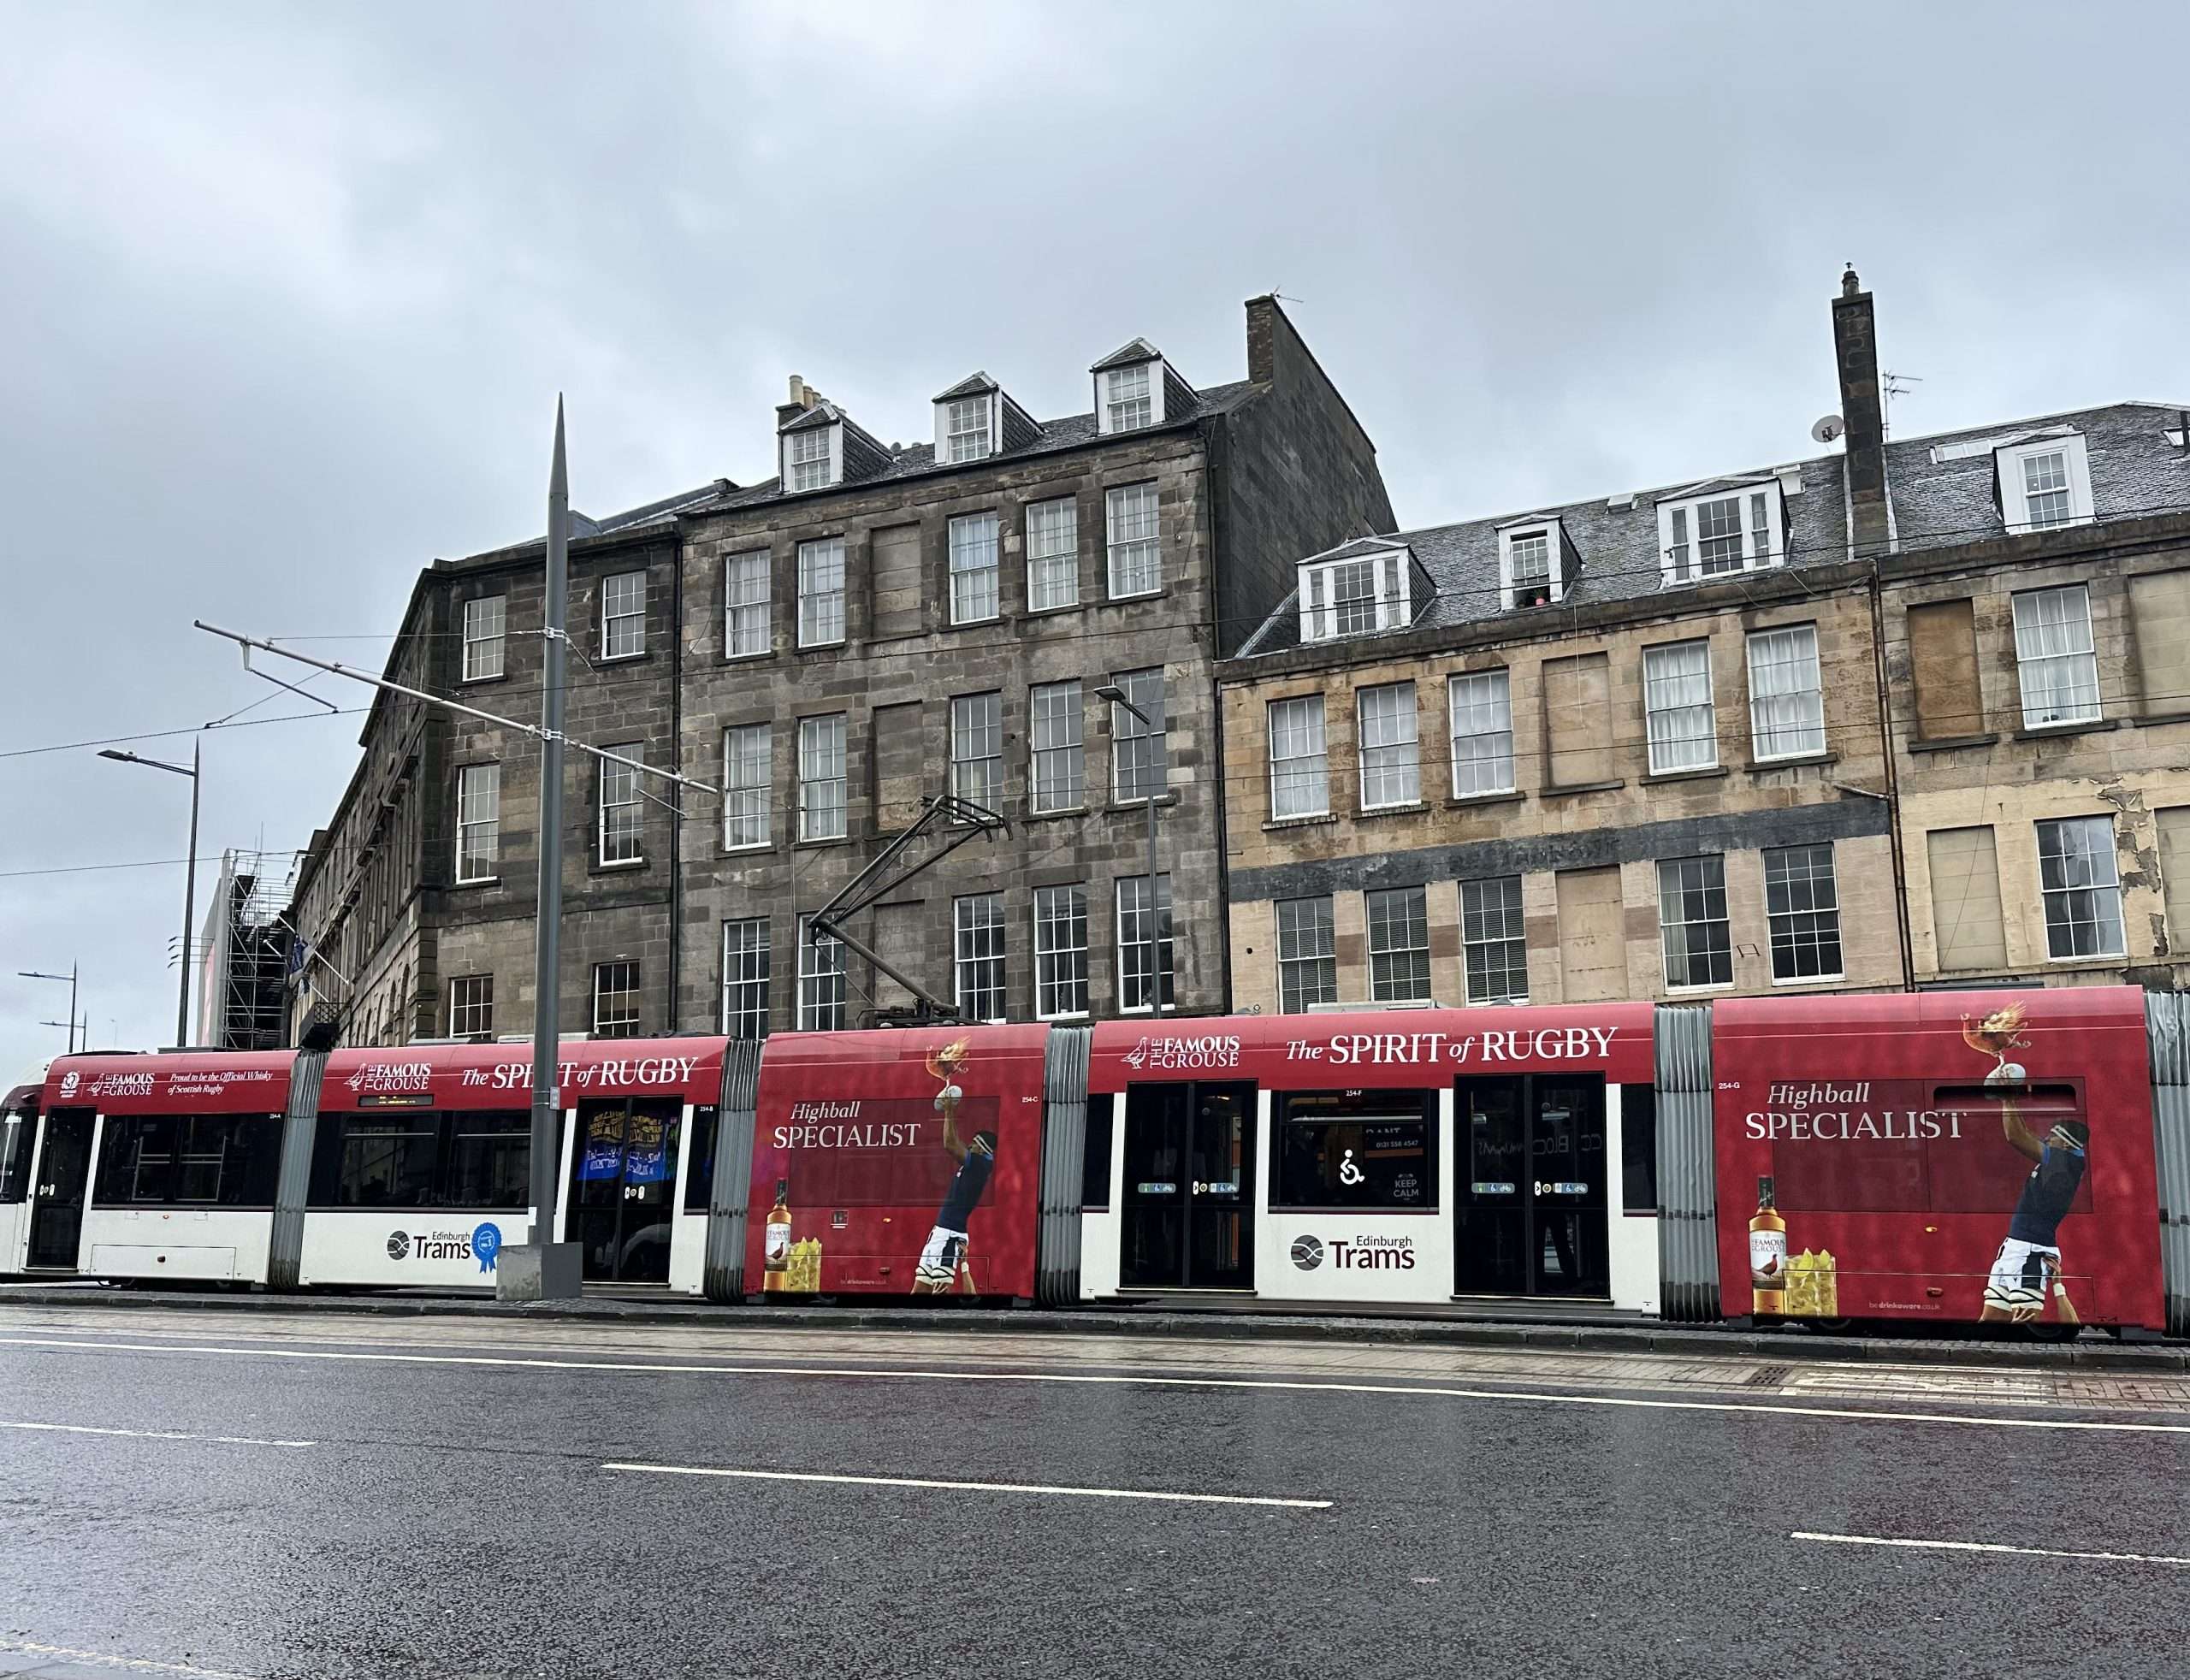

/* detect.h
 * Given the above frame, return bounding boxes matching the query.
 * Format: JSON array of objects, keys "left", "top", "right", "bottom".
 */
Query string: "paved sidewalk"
[{"left": 3, "top": 1279, "right": 2185, "bottom": 1371}]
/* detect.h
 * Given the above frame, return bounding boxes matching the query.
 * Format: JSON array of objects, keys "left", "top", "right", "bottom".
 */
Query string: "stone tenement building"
[
  {"left": 286, "top": 490, "right": 708, "bottom": 1046},
  {"left": 287, "top": 296, "right": 1393, "bottom": 1044},
  {"left": 1217, "top": 272, "right": 2190, "bottom": 1014}
]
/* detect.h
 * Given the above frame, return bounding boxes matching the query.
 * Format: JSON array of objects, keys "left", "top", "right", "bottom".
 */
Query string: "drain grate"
[{"left": 1744, "top": 1363, "right": 1796, "bottom": 1387}]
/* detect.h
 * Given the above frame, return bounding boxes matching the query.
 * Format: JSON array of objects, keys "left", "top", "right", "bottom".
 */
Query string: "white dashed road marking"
[
  {"left": 0, "top": 1640, "right": 262, "bottom": 1679},
  {"left": 0, "top": 1418, "right": 313, "bottom": 1448},
  {"left": 605, "top": 1460, "right": 1331, "bottom": 1508},
  {"left": 1794, "top": 1531, "right": 2190, "bottom": 1567}
]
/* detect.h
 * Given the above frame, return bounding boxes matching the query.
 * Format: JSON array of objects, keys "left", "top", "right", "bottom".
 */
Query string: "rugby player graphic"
[
  {"left": 1964, "top": 1003, "right": 2086, "bottom": 1326},
  {"left": 913, "top": 1038, "right": 996, "bottom": 1296}
]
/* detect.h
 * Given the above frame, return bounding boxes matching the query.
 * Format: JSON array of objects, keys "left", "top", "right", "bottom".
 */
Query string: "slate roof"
[
  {"left": 933, "top": 371, "right": 1001, "bottom": 401},
  {"left": 1090, "top": 337, "right": 1164, "bottom": 373},
  {"left": 1234, "top": 401, "right": 2190, "bottom": 659},
  {"left": 690, "top": 378, "right": 1259, "bottom": 515}
]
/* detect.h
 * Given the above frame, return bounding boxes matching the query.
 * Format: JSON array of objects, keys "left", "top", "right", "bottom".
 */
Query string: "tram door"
[
  {"left": 565, "top": 1099, "right": 682, "bottom": 1283},
  {"left": 1453, "top": 1077, "right": 1608, "bottom": 1297},
  {"left": 1118, "top": 1082, "right": 1255, "bottom": 1290},
  {"left": 27, "top": 1113, "right": 95, "bottom": 1272}
]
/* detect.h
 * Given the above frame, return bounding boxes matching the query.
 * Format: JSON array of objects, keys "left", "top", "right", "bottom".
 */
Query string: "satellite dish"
[{"left": 1811, "top": 414, "right": 1845, "bottom": 444}]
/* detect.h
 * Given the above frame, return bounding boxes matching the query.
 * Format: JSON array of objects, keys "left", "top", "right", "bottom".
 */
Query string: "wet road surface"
[{"left": 3, "top": 1304, "right": 2187, "bottom": 1678}]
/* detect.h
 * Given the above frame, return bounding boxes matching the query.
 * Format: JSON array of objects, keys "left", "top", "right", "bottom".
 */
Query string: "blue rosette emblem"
[{"left": 472, "top": 1222, "right": 503, "bottom": 1274}]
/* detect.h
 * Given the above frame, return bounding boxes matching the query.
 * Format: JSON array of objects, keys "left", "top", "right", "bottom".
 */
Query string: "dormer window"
[
  {"left": 1657, "top": 483, "right": 1784, "bottom": 586},
  {"left": 1997, "top": 433, "right": 2093, "bottom": 534},
  {"left": 1497, "top": 519, "right": 1571, "bottom": 609},
  {"left": 1105, "top": 365, "right": 1152, "bottom": 433},
  {"left": 1299, "top": 545, "right": 1412, "bottom": 644},
  {"left": 1092, "top": 340, "right": 1190, "bottom": 436},
  {"left": 784, "top": 425, "right": 834, "bottom": 493},
  {"left": 945, "top": 396, "right": 993, "bottom": 463}
]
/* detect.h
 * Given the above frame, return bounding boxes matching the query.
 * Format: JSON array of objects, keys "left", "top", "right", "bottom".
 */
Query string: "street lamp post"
[
  {"left": 18, "top": 967, "right": 80, "bottom": 1054},
  {"left": 98, "top": 741, "right": 200, "bottom": 1046},
  {"left": 1094, "top": 684, "right": 1166, "bottom": 1015}
]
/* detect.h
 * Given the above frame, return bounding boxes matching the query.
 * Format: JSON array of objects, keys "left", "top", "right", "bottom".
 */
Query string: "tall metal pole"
[
  {"left": 1145, "top": 783, "right": 1160, "bottom": 1012},
  {"left": 69, "top": 965, "right": 80, "bottom": 1055},
  {"left": 528, "top": 399, "right": 569, "bottom": 1247},
  {"left": 178, "top": 738, "right": 200, "bottom": 1046}
]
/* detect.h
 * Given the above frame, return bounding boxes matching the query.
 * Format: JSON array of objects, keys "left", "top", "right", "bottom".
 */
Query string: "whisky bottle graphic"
[
  {"left": 1749, "top": 1174, "right": 1787, "bottom": 1313},
  {"left": 762, "top": 1178, "right": 792, "bottom": 1290}
]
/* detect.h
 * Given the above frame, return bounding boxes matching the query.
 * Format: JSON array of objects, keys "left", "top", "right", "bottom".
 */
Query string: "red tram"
[{"left": 3, "top": 987, "right": 2184, "bottom": 1334}]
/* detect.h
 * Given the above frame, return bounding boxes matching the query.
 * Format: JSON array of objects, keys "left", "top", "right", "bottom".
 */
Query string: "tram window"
[
  {"left": 92, "top": 1115, "right": 281, "bottom": 1207},
  {"left": 0, "top": 1114, "right": 30, "bottom": 1203},
  {"left": 683, "top": 1105, "right": 719, "bottom": 1214},
  {"left": 1274, "top": 1091, "right": 1436, "bottom": 1210},
  {"left": 338, "top": 1121, "right": 441, "bottom": 1207},
  {"left": 446, "top": 1114, "right": 530, "bottom": 1210},
  {"left": 1082, "top": 1093, "right": 1114, "bottom": 1210},
  {"left": 1621, "top": 1085, "right": 1659, "bottom": 1213},
  {"left": 309, "top": 1112, "right": 534, "bottom": 1210}
]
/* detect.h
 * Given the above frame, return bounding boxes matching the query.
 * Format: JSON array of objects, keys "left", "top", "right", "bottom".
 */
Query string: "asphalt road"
[{"left": 3, "top": 1306, "right": 2188, "bottom": 1680}]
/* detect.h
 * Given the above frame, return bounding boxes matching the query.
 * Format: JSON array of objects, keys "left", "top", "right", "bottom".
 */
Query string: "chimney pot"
[{"left": 1842, "top": 265, "right": 1862, "bottom": 299}]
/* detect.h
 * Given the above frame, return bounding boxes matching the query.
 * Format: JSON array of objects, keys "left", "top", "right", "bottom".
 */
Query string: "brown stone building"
[
  {"left": 287, "top": 296, "right": 1394, "bottom": 1044},
  {"left": 1216, "top": 273, "right": 2190, "bottom": 1015}
]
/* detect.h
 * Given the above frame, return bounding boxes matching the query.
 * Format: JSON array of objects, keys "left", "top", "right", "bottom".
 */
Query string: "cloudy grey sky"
[{"left": 3, "top": 0, "right": 2187, "bottom": 1077}]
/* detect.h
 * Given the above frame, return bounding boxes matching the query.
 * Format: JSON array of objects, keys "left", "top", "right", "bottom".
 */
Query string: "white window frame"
[
  {"left": 1459, "top": 875, "right": 1529, "bottom": 1005},
  {"left": 2036, "top": 816, "right": 2126, "bottom": 961},
  {"left": 1100, "top": 363, "right": 1155, "bottom": 434},
  {"left": 591, "top": 961, "right": 641, "bottom": 1036},
  {"left": 1364, "top": 886, "right": 1432, "bottom": 1003},
  {"left": 461, "top": 595, "right": 506, "bottom": 683},
  {"left": 1025, "top": 497, "right": 1079, "bottom": 612},
  {"left": 1033, "top": 884, "right": 1089, "bottom": 1020},
  {"left": 942, "top": 393, "right": 995, "bottom": 464},
  {"left": 1109, "top": 668, "right": 1166, "bottom": 804},
  {"left": 448, "top": 974, "right": 494, "bottom": 1038},
  {"left": 948, "top": 512, "right": 1002, "bottom": 625},
  {"left": 2012, "top": 583, "right": 2103, "bottom": 728},
  {"left": 1746, "top": 624, "right": 1826, "bottom": 762},
  {"left": 796, "top": 917, "right": 844, "bottom": 1031},
  {"left": 1105, "top": 482, "right": 1162, "bottom": 598},
  {"left": 1763, "top": 843, "right": 1844, "bottom": 985},
  {"left": 1656, "top": 484, "right": 1785, "bottom": 586},
  {"left": 1299, "top": 547, "right": 1412, "bottom": 643},
  {"left": 1498, "top": 523, "right": 1562, "bottom": 609},
  {"left": 1657, "top": 855, "right": 1734, "bottom": 991},
  {"left": 796, "top": 714, "right": 847, "bottom": 842},
  {"left": 455, "top": 763, "right": 500, "bottom": 884},
  {"left": 949, "top": 692, "right": 1003, "bottom": 811},
  {"left": 597, "top": 744, "right": 643, "bottom": 867},
  {"left": 1356, "top": 682, "right": 1421, "bottom": 810},
  {"left": 601, "top": 571, "right": 646, "bottom": 660},
  {"left": 1997, "top": 434, "right": 2094, "bottom": 535},
  {"left": 953, "top": 893, "right": 1008, "bottom": 1023},
  {"left": 1115, "top": 873, "right": 1175, "bottom": 1015},
  {"left": 783, "top": 423, "right": 838, "bottom": 494},
  {"left": 1643, "top": 639, "right": 1719, "bottom": 773},
  {"left": 722, "top": 724, "right": 771, "bottom": 851},
  {"left": 1267, "top": 695, "right": 1329, "bottom": 820},
  {"left": 1275, "top": 896, "right": 1337, "bottom": 1014},
  {"left": 1449, "top": 669, "right": 1515, "bottom": 797},
  {"left": 796, "top": 537, "right": 846, "bottom": 648},
  {"left": 724, "top": 551, "right": 770, "bottom": 659},
  {"left": 1029, "top": 680, "right": 1085, "bottom": 814},
  {"left": 720, "top": 918, "right": 770, "bottom": 1039}
]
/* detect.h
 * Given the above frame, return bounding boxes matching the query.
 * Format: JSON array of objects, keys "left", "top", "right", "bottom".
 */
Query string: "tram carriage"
[{"left": 4, "top": 987, "right": 2186, "bottom": 1335}]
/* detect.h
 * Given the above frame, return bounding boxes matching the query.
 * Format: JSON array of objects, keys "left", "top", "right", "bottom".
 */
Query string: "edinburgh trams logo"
[
  {"left": 345, "top": 1062, "right": 433, "bottom": 1096},
  {"left": 1290, "top": 1233, "right": 1416, "bottom": 1272},
  {"left": 386, "top": 1223, "right": 504, "bottom": 1272}
]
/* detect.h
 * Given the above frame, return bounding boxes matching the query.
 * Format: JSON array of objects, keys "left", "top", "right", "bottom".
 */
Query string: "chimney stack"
[
  {"left": 775, "top": 374, "right": 823, "bottom": 432},
  {"left": 1832, "top": 267, "right": 1891, "bottom": 558}
]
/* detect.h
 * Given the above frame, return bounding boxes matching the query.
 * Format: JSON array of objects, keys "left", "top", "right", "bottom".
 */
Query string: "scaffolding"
[{"left": 196, "top": 849, "right": 296, "bottom": 1050}]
